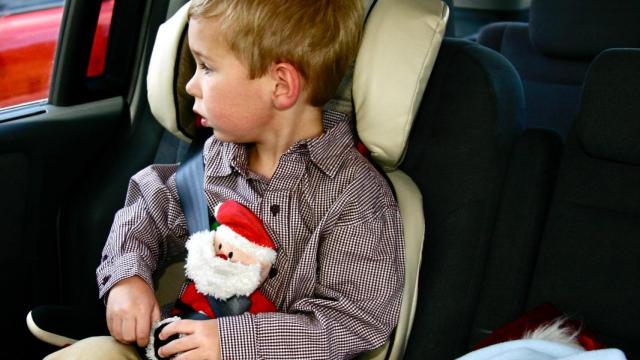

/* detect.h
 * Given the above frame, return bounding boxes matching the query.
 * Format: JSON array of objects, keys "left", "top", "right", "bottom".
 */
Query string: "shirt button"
[
  {"left": 101, "top": 275, "right": 111, "bottom": 285},
  {"left": 270, "top": 204, "right": 280, "bottom": 216}
]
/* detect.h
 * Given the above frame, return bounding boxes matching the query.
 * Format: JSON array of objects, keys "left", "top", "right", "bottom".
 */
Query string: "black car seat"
[
  {"left": 402, "top": 37, "right": 525, "bottom": 359},
  {"left": 28, "top": 0, "right": 450, "bottom": 359},
  {"left": 477, "top": 0, "right": 640, "bottom": 140},
  {"left": 527, "top": 48, "right": 640, "bottom": 358},
  {"left": 473, "top": 48, "right": 640, "bottom": 359},
  {"left": 469, "top": 125, "right": 563, "bottom": 346}
]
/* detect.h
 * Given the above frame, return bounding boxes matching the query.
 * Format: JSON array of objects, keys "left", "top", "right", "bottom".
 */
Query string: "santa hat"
[{"left": 214, "top": 200, "right": 277, "bottom": 265}]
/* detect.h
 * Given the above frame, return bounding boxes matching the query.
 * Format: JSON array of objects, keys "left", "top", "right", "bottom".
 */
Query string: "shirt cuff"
[
  {"left": 218, "top": 313, "right": 258, "bottom": 359},
  {"left": 96, "top": 252, "right": 154, "bottom": 298}
]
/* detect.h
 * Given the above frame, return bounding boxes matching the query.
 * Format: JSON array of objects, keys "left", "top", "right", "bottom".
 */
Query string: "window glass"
[
  {"left": 0, "top": 0, "right": 65, "bottom": 108},
  {"left": 0, "top": 0, "right": 114, "bottom": 109}
]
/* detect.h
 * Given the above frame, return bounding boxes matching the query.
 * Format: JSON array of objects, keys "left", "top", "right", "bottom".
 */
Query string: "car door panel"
[{"left": 0, "top": 96, "right": 126, "bottom": 357}]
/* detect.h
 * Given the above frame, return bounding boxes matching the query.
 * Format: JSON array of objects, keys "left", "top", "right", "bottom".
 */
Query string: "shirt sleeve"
[
  {"left": 96, "top": 163, "right": 188, "bottom": 298},
  {"left": 218, "top": 192, "right": 405, "bottom": 359}
]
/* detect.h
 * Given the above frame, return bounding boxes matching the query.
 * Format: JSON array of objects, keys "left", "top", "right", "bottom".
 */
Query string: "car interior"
[{"left": 1, "top": 0, "right": 639, "bottom": 359}]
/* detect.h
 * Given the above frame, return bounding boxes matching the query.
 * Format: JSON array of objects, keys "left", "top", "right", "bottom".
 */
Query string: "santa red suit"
[{"left": 173, "top": 280, "right": 276, "bottom": 319}]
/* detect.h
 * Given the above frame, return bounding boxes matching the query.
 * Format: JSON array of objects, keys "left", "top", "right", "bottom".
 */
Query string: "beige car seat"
[{"left": 147, "top": 0, "right": 448, "bottom": 358}]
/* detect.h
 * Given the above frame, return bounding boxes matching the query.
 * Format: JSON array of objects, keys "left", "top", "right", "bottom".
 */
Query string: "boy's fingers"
[
  {"left": 160, "top": 319, "right": 192, "bottom": 340},
  {"left": 122, "top": 316, "right": 136, "bottom": 343},
  {"left": 135, "top": 303, "right": 161, "bottom": 347},
  {"left": 159, "top": 334, "right": 196, "bottom": 358},
  {"left": 159, "top": 321, "right": 175, "bottom": 340},
  {"left": 136, "top": 311, "right": 152, "bottom": 347},
  {"left": 135, "top": 311, "right": 151, "bottom": 347},
  {"left": 152, "top": 303, "right": 161, "bottom": 324},
  {"left": 107, "top": 313, "right": 124, "bottom": 342},
  {"left": 106, "top": 313, "right": 114, "bottom": 337}
]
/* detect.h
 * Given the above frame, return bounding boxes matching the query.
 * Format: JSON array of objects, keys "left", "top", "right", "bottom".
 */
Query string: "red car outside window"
[{"left": 0, "top": 0, "right": 113, "bottom": 109}]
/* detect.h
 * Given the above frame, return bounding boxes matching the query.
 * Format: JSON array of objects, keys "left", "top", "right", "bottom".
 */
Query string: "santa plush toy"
[
  {"left": 146, "top": 200, "right": 277, "bottom": 360},
  {"left": 456, "top": 319, "right": 627, "bottom": 360},
  {"left": 456, "top": 304, "right": 627, "bottom": 360}
]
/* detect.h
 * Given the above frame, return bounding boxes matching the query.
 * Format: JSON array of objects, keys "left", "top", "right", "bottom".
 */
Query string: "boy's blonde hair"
[{"left": 189, "top": 0, "right": 364, "bottom": 107}]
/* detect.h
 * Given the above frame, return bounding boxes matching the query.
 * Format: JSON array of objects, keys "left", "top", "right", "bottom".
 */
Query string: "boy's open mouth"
[{"left": 194, "top": 113, "right": 207, "bottom": 128}]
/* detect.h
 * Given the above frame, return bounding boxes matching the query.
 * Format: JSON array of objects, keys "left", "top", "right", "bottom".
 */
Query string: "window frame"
[{"left": 49, "top": 0, "right": 147, "bottom": 106}]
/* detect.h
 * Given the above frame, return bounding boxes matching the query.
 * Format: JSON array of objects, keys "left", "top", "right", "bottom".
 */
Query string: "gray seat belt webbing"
[{"left": 175, "top": 139, "right": 209, "bottom": 234}]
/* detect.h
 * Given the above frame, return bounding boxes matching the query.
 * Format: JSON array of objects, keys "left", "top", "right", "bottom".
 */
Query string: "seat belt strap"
[{"left": 175, "top": 138, "right": 209, "bottom": 234}]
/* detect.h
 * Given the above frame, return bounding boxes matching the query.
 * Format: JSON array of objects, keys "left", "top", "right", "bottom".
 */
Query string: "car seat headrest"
[
  {"left": 147, "top": 0, "right": 449, "bottom": 167},
  {"left": 576, "top": 48, "right": 640, "bottom": 165},
  {"left": 354, "top": 0, "right": 448, "bottom": 171},
  {"left": 148, "top": 3, "right": 196, "bottom": 142},
  {"left": 530, "top": 0, "right": 640, "bottom": 59}
]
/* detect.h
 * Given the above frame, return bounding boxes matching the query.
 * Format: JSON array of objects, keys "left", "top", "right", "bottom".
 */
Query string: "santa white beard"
[{"left": 185, "top": 231, "right": 262, "bottom": 301}]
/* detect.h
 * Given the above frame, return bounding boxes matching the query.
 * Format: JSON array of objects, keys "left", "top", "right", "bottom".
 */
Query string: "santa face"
[
  {"left": 213, "top": 231, "right": 271, "bottom": 284},
  {"left": 185, "top": 231, "right": 265, "bottom": 300}
]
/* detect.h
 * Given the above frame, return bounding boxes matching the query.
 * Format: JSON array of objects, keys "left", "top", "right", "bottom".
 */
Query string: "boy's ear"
[{"left": 270, "top": 62, "right": 301, "bottom": 110}]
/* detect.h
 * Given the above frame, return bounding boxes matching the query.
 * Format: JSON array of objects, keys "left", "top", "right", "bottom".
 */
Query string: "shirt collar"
[
  {"left": 204, "top": 138, "right": 239, "bottom": 178},
  {"left": 204, "top": 110, "right": 354, "bottom": 179},
  {"left": 305, "top": 110, "right": 354, "bottom": 177}
]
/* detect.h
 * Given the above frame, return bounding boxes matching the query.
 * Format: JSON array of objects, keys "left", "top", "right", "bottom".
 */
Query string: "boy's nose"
[{"left": 185, "top": 75, "right": 199, "bottom": 97}]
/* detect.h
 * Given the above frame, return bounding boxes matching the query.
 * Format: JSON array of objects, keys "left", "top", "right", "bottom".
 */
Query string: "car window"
[
  {"left": 0, "top": 0, "right": 63, "bottom": 15},
  {"left": 0, "top": 0, "right": 113, "bottom": 109},
  {"left": 453, "top": 0, "right": 530, "bottom": 38}
]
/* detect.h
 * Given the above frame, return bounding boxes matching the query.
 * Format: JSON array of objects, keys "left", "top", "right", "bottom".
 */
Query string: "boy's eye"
[
  {"left": 218, "top": 244, "right": 222, "bottom": 250},
  {"left": 228, "top": 252, "right": 234, "bottom": 259},
  {"left": 198, "top": 63, "right": 213, "bottom": 74}
]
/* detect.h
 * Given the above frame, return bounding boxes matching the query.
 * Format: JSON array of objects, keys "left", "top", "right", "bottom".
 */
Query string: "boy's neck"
[{"left": 248, "top": 105, "right": 323, "bottom": 179}]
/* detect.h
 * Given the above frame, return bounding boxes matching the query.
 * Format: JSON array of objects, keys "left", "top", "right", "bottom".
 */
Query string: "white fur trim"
[
  {"left": 216, "top": 225, "right": 277, "bottom": 264},
  {"left": 146, "top": 316, "right": 180, "bottom": 360},
  {"left": 522, "top": 318, "right": 583, "bottom": 350},
  {"left": 185, "top": 230, "right": 262, "bottom": 300}
]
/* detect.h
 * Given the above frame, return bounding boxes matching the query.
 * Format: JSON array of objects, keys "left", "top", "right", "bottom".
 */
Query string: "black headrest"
[
  {"left": 576, "top": 49, "right": 640, "bottom": 165},
  {"left": 530, "top": 0, "right": 640, "bottom": 58}
]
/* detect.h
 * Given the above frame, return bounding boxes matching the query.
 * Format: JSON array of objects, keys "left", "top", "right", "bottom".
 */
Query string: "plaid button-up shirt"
[{"left": 97, "top": 111, "right": 405, "bottom": 359}]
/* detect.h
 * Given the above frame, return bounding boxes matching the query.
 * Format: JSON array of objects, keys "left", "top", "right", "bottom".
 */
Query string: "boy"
[{"left": 46, "top": 0, "right": 404, "bottom": 358}]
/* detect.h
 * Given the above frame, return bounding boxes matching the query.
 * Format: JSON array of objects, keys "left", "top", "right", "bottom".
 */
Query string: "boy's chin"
[
  {"left": 212, "top": 131, "right": 245, "bottom": 144},
  {"left": 211, "top": 129, "right": 230, "bottom": 141}
]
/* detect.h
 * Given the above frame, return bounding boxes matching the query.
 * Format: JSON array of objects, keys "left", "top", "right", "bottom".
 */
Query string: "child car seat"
[{"left": 147, "top": 1, "right": 448, "bottom": 358}]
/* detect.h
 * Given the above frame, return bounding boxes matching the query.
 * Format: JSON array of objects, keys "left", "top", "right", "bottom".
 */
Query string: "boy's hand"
[
  {"left": 106, "top": 275, "right": 160, "bottom": 347},
  {"left": 158, "top": 319, "right": 221, "bottom": 360}
]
